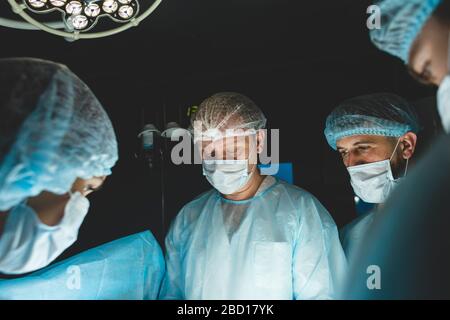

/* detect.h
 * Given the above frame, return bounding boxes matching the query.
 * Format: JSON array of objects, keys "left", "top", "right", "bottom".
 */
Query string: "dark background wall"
[{"left": 0, "top": 0, "right": 440, "bottom": 261}]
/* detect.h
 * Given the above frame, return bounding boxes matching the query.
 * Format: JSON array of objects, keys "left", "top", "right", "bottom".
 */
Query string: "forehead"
[
  {"left": 336, "top": 135, "right": 393, "bottom": 148},
  {"left": 200, "top": 135, "right": 254, "bottom": 148},
  {"left": 194, "top": 126, "right": 256, "bottom": 142}
]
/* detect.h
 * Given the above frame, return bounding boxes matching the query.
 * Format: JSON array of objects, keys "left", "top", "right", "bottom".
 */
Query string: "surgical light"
[{"left": 0, "top": 0, "right": 162, "bottom": 40}]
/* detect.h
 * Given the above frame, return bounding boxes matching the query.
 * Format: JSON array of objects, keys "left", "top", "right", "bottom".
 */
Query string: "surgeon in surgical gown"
[
  {"left": 0, "top": 58, "right": 119, "bottom": 275},
  {"left": 159, "top": 92, "right": 347, "bottom": 300},
  {"left": 324, "top": 93, "right": 420, "bottom": 262},
  {"left": 0, "top": 58, "right": 165, "bottom": 299}
]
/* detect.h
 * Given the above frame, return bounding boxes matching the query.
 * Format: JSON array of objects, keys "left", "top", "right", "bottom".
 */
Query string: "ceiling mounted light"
[{"left": 0, "top": 0, "right": 162, "bottom": 40}]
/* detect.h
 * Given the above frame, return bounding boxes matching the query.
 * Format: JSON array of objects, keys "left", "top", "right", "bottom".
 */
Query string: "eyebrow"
[
  {"left": 90, "top": 185, "right": 104, "bottom": 192},
  {"left": 337, "top": 141, "right": 375, "bottom": 150},
  {"left": 352, "top": 141, "right": 376, "bottom": 146},
  {"left": 407, "top": 62, "right": 434, "bottom": 86}
]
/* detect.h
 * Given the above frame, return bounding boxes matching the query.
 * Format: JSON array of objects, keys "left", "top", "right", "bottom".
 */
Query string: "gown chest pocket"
[{"left": 252, "top": 241, "right": 292, "bottom": 289}]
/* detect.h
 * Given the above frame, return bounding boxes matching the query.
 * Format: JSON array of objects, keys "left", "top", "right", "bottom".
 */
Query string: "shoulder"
[
  {"left": 169, "top": 189, "right": 217, "bottom": 230},
  {"left": 273, "top": 180, "right": 325, "bottom": 208},
  {"left": 272, "top": 179, "right": 310, "bottom": 196},
  {"left": 273, "top": 180, "right": 337, "bottom": 228},
  {"left": 341, "top": 211, "right": 375, "bottom": 240}
]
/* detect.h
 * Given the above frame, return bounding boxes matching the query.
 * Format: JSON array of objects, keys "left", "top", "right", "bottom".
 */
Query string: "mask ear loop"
[
  {"left": 390, "top": 137, "right": 409, "bottom": 178},
  {"left": 403, "top": 158, "right": 409, "bottom": 177},
  {"left": 389, "top": 137, "right": 402, "bottom": 161}
]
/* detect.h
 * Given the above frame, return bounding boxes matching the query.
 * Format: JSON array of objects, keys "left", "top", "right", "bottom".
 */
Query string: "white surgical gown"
[{"left": 160, "top": 177, "right": 347, "bottom": 300}]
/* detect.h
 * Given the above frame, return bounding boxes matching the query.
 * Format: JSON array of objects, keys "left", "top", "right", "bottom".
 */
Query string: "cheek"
[
  {"left": 71, "top": 178, "right": 86, "bottom": 193},
  {"left": 358, "top": 149, "right": 388, "bottom": 163}
]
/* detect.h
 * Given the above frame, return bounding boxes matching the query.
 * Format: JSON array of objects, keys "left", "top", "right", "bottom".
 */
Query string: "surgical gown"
[
  {"left": 160, "top": 178, "right": 347, "bottom": 300},
  {"left": 340, "top": 211, "right": 377, "bottom": 262},
  {"left": 0, "top": 231, "right": 165, "bottom": 300}
]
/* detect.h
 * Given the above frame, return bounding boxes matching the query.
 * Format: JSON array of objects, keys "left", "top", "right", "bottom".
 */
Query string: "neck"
[
  {"left": 27, "top": 192, "right": 69, "bottom": 226},
  {"left": 224, "top": 168, "right": 265, "bottom": 201}
]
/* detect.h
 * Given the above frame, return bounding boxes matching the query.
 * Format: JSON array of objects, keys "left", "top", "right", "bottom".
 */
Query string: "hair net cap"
[
  {"left": 369, "top": 0, "right": 442, "bottom": 63},
  {"left": 190, "top": 92, "right": 267, "bottom": 141},
  {"left": 0, "top": 58, "right": 118, "bottom": 211},
  {"left": 324, "top": 93, "right": 420, "bottom": 150}
]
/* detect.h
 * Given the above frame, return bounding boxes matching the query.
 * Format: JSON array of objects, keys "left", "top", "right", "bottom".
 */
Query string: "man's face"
[
  {"left": 196, "top": 130, "right": 265, "bottom": 173},
  {"left": 72, "top": 177, "right": 106, "bottom": 197},
  {"left": 336, "top": 135, "right": 402, "bottom": 171},
  {"left": 408, "top": 15, "right": 450, "bottom": 86},
  {"left": 199, "top": 135, "right": 255, "bottom": 161}
]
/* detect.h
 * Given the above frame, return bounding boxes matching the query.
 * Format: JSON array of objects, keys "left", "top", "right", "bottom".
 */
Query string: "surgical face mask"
[
  {"left": 347, "top": 139, "right": 408, "bottom": 204},
  {"left": 437, "top": 32, "right": 450, "bottom": 134},
  {"left": 0, "top": 191, "right": 90, "bottom": 275},
  {"left": 437, "top": 75, "right": 450, "bottom": 134},
  {"left": 202, "top": 159, "right": 252, "bottom": 195}
]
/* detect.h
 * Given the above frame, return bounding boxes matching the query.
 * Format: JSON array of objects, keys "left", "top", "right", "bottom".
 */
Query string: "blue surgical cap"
[
  {"left": 370, "top": 0, "right": 442, "bottom": 63},
  {"left": 0, "top": 58, "right": 118, "bottom": 211},
  {"left": 324, "top": 93, "right": 420, "bottom": 150}
]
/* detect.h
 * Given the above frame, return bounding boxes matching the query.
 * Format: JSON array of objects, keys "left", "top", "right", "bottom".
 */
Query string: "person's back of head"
[{"left": 0, "top": 58, "right": 118, "bottom": 211}]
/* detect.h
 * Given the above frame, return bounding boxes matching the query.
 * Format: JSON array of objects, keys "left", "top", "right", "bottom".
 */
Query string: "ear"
[
  {"left": 400, "top": 132, "right": 417, "bottom": 160},
  {"left": 256, "top": 129, "right": 266, "bottom": 154}
]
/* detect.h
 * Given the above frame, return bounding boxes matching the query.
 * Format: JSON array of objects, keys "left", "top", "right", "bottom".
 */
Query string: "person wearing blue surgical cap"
[
  {"left": 324, "top": 93, "right": 420, "bottom": 262},
  {"left": 0, "top": 58, "right": 119, "bottom": 275},
  {"left": 159, "top": 92, "right": 347, "bottom": 300},
  {"left": 339, "top": 0, "right": 450, "bottom": 299},
  {"left": 370, "top": 0, "right": 450, "bottom": 132}
]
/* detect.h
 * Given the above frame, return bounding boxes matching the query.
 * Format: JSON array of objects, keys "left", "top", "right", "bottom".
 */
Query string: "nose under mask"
[
  {"left": 202, "top": 159, "right": 253, "bottom": 195},
  {"left": 347, "top": 139, "right": 408, "bottom": 204}
]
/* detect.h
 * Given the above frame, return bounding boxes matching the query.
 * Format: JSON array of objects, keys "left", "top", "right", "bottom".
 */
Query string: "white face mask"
[
  {"left": 347, "top": 139, "right": 408, "bottom": 204},
  {"left": 437, "top": 32, "right": 450, "bottom": 134},
  {"left": 437, "top": 75, "right": 450, "bottom": 134},
  {"left": 0, "top": 191, "right": 90, "bottom": 275},
  {"left": 202, "top": 159, "right": 252, "bottom": 195},
  {"left": 62, "top": 191, "right": 90, "bottom": 228}
]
